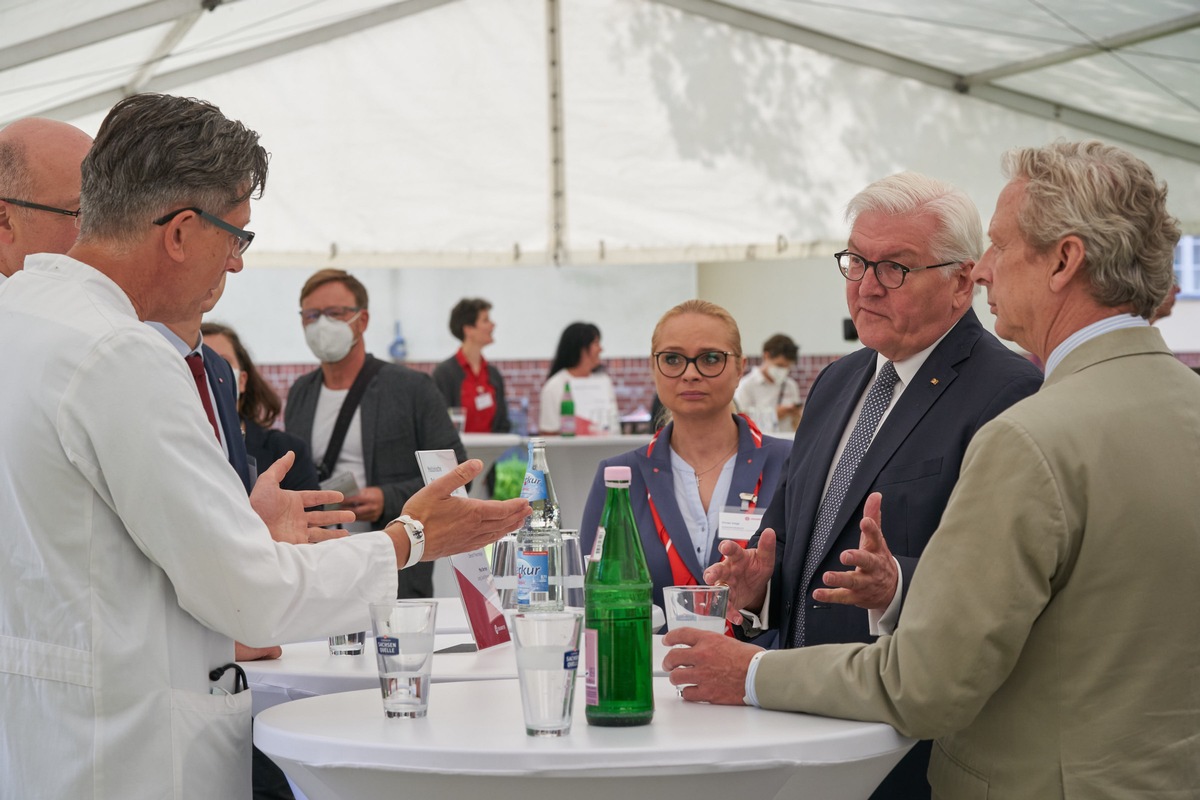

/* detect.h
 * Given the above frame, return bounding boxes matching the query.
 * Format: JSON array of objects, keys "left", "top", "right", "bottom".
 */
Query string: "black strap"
[
  {"left": 318, "top": 355, "right": 385, "bottom": 481},
  {"left": 209, "top": 662, "right": 248, "bottom": 694}
]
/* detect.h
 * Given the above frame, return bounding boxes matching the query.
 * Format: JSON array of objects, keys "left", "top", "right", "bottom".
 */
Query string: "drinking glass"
[
  {"left": 369, "top": 600, "right": 438, "bottom": 718},
  {"left": 490, "top": 534, "right": 518, "bottom": 610},
  {"left": 559, "top": 530, "right": 585, "bottom": 609},
  {"left": 663, "top": 585, "right": 729, "bottom": 635},
  {"left": 509, "top": 610, "right": 584, "bottom": 736},
  {"left": 328, "top": 630, "right": 366, "bottom": 655}
]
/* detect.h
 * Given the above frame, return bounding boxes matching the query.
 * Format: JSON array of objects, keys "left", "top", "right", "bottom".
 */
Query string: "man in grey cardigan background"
[{"left": 286, "top": 268, "right": 466, "bottom": 597}]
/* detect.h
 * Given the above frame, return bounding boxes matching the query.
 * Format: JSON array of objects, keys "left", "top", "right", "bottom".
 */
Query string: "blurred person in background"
[
  {"left": 579, "top": 300, "right": 790, "bottom": 608},
  {"left": 285, "top": 268, "right": 467, "bottom": 598},
  {"left": 433, "top": 297, "right": 511, "bottom": 433},
  {"left": 539, "top": 321, "right": 619, "bottom": 435},
  {"left": 203, "top": 320, "right": 320, "bottom": 493},
  {"left": 735, "top": 332, "right": 803, "bottom": 432}
]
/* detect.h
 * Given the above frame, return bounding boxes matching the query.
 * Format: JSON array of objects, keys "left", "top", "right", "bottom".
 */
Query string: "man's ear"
[
  {"left": 159, "top": 213, "right": 190, "bottom": 264},
  {"left": 1048, "top": 235, "right": 1086, "bottom": 293},
  {"left": 0, "top": 202, "right": 17, "bottom": 246}
]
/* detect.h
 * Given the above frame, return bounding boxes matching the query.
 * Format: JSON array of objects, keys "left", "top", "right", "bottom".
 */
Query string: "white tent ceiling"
[{"left": 2, "top": 0, "right": 1199, "bottom": 268}]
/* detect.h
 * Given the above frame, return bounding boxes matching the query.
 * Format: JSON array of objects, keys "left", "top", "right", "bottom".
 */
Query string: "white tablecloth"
[
  {"left": 242, "top": 633, "right": 674, "bottom": 716},
  {"left": 255, "top": 677, "right": 914, "bottom": 800}
]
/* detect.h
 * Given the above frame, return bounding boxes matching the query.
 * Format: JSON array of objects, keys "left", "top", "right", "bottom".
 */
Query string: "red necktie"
[{"left": 184, "top": 353, "right": 221, "bottom": 443}]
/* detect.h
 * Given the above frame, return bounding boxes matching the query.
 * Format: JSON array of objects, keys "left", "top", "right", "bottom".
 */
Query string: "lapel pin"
[{"left": 930, "top": 378, "right": 939, "bottom": 386}]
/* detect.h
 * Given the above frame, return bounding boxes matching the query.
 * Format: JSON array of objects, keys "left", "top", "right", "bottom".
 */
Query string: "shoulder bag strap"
[{"left": 318, "top": 355, "right": 386, "bottom": 480}]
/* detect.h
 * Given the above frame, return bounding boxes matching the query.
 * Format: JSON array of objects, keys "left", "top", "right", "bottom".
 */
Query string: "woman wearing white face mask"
[{"left": 734, "top": 333, "right": 803, "bottom": 432}]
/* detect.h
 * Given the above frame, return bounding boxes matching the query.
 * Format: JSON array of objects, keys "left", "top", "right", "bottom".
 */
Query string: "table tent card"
[{"left": 415, "top": 450, "right": 510, "bottom": 649}]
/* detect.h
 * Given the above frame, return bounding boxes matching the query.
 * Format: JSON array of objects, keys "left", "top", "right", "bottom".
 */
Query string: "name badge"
[
  {"left": 474, "top": 391, "right": 494, "bottom": 411},
  {"left": 718, "top": 508, "right": 764, "bottom": 540}
]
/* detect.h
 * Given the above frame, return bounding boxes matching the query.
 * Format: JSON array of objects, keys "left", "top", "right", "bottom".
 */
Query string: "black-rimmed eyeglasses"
[
  {"left": 1, "top": 197, "right": 79, "bottom": 218},
  {"left": 835, "top": 250, "right": 959, "bottom": 289},
  {"left": 653, "top": 351, "right": 734, "bottom": 378},
  {"left": 153, "top": 207, "right": 255, "bottom": 256},
  {"left": 299, "top": 306, "right": 362, "bottom": 325}
]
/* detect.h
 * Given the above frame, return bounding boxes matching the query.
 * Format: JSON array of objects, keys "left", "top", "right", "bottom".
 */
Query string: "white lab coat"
[{"left": 0, "top": 255, "right": 397, "bottom": 798}]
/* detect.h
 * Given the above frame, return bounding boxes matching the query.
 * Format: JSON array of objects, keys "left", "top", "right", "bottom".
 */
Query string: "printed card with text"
[{"left": 416, "top": 449, "right": 509, "bottom": 649}]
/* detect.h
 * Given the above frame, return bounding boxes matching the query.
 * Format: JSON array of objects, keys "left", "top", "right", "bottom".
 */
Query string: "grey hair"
[
  {"left": 845, "top": 171, "right": 983, "bottom": 279},
  {"left": 78, "top": 93, "right": 268, "bottom": 244},
  {"left": 1002, "top": 140, "right": 1180, "bottom": 319}
]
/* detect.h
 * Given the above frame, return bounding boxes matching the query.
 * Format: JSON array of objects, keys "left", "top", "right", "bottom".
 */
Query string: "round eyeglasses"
[
  {"left": 835, "top": 250, "right": 959, "bottom": 289},
  {"left": 653, "top": 351, "right": 734, "bottom": 378}
]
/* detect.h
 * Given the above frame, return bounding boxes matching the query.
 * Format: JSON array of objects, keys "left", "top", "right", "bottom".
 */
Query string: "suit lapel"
[
  {"left": 637, "top": 423, "right": 707, "bottom": 583},
  {"left": 789, "top": 358, "right": 874, "bottom": 576}
]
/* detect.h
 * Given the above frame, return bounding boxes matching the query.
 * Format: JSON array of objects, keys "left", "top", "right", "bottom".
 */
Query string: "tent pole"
[{"left": 546, "top": 0, "right": 568, "bottom": 266}]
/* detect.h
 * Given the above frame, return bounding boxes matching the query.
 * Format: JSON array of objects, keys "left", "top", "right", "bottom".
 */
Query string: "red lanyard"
[{"left": 645, "top": 414, "right": 764, "bottom": 586}]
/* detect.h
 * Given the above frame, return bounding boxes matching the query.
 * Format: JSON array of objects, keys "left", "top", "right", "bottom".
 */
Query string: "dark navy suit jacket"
[
  {"left": 202, "top": 343, "right": 254, "bottom": 494},
  {"left": 758, "top": 309, "right": 1042, "bottom": 648},
  {"left": 580, "top": 414, "right": 791, "bottom": 609}
]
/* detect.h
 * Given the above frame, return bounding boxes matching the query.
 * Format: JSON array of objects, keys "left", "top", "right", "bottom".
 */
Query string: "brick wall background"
[
  {"left": 260, "top": 354, "right": 843, "bottom": 432},
  {"left": 260, "top": 350, "right": 1200, "bottom": 432}
]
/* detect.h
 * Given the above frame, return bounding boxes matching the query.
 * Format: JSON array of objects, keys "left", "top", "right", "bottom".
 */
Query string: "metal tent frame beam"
[
  {"left": 654, "top": 0, "right": 1200, "bottom": 164},
  {"left": 964, "top": 10, "right": 1200, "bottom": 84},
  {"left": 18, "top": 0, "right": 459, "bottom": 125},
  {"left": 0, "top": 0, "right": 217, "bottom": 73}
]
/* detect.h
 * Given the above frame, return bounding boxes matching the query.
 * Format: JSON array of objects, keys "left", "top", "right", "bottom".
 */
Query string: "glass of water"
[
  {"left": 368, "top": 600, "right": 438, "bottom": 718},
  {"left": 559, "top": 530, "right": 586, "bottom": 609},
  {"left": 508, "top": 610, "right": 584, "bottom": 736},
  {"left": 663, "top": 585, "right": 729, "bottom": 635},
  {"left": 491, "top": 534, "right": 519, "bottom": 610}
]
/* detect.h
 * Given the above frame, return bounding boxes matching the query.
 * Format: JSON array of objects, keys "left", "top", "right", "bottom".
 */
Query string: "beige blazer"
[{"left": 754, "top": 326, "right": 1200, "bottom": 799}]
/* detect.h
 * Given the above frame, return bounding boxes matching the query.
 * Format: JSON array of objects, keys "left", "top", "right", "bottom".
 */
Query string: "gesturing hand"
[
  {"left": 702, "top": 528, "right": 777, "bottom": 624},
  {"left": 396, "top": 459, "right": 531, "bottom": 561},
  {"left": 250, "top": 451, "right": 353, "bottom": 544},
  {"left": 812, "top": 492, "right": 898, "bottom": 610}
]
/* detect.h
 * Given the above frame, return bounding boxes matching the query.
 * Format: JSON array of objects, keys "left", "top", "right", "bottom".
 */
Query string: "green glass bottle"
[
  {"left": 560, "top": 381, "right": 576, "bottom": 437},
  {"left": 584, "top": 465, "right": 654, "bottom": 726}
]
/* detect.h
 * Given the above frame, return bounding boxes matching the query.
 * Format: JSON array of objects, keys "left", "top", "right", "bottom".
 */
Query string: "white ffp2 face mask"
[
  {"left": 304, "top": 314, "right": 358, "bottom": 363},
  {"left": 766, "top": 364, "right": 790, "bottom": 384}
]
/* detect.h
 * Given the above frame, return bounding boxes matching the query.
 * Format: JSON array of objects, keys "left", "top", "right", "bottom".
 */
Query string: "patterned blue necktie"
[{"left": 790, "top": 361, "right": 899, "bottom": 648}]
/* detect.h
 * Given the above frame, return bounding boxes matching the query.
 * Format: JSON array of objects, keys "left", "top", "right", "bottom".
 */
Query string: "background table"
[
  {"left": 459, "top": 433, "right": 652, "bottom": 530},
  {"left": 255, "top": 677, "right": 913, "bottom": 800}
]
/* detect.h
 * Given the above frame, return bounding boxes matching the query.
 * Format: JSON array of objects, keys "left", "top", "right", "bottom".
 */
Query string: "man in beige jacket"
[{"left": 666, "top": 140, "right": 1197, "bottom": 799}]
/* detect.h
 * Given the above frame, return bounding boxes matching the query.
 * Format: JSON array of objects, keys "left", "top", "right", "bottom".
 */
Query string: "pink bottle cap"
[{"left": 604, "top": 466, "right": 632, "bottom": 482}]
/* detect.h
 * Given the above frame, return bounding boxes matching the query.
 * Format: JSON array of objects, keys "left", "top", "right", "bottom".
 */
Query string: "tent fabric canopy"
[{"left": 2, "top": 0, "right": 1199, "bottom": 268}]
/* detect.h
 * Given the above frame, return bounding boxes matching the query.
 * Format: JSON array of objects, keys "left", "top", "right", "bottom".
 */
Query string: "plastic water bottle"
[
  {"left": 584, "top": 465, "right": 653, "bottom": 726},
  {"left": 560, "top": 381, "right": 576, "bottom": 437},
  {"left": 389, "top": 320, "right": 408, "bottom": 362},
  {"left": 516, "top": 438, "right": 563, "bottom": 611}
]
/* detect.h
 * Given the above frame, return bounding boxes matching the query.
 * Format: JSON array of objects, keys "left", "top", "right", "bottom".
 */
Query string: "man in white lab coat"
[{"left": 0, "top": 93, "right": 529, "bottom": 799}]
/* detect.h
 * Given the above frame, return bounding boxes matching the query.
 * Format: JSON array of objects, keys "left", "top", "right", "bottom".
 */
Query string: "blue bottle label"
[
  {"left": 520, "top": 469, "right": 547, "bottom": 502},
  {"left": 516, "top": 550, "right": 550, "bottom": 605},
  {"left": 376, "top": 636, "right": 399, "bottom": 656}
]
